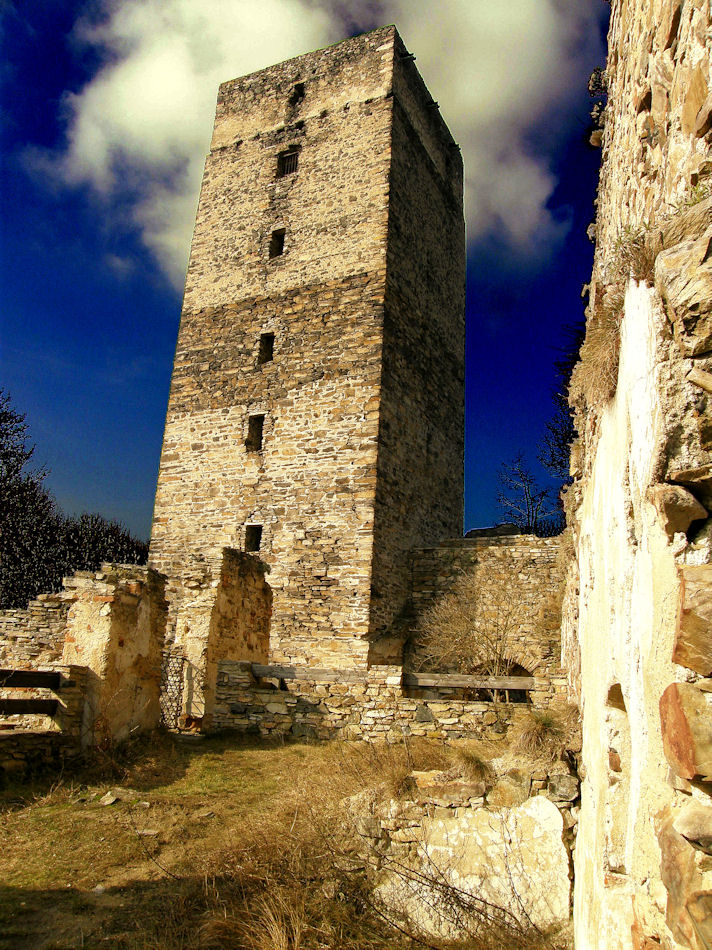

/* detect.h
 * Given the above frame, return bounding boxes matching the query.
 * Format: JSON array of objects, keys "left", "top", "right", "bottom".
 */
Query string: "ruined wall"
[
  {"left": 0, "top": 595, "right": 68, "bottom": 667},
  {"left": 212, "top": 661, "right": 561, "bottom": 741},
  {"left": 564, "top": 2, "right": 712, "bottom": 947},
  {"left": 168, "top": 549, "right": 272, "bottom": 725},
  {"left": 407, "top": 537, "right": 565, "bottom": 692},
  {"left": 61, "top": 565, "right": 167, "bottom": 744},
  {"left": 149, "top": 26, "right": 465, "bottom": 671}
]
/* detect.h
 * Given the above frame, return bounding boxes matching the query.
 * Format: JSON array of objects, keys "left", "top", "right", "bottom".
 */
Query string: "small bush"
[{"left": 512, "top": 707, "right": 580, "bottom": 765}]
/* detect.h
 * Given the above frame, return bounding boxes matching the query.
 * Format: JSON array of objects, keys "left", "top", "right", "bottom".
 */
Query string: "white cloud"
[{"left": 48, "top": 0, "right": 605, "bottom": 285}]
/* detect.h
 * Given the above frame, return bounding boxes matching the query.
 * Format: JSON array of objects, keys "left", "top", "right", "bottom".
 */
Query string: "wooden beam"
[
  {"left": 0, "top": 670, "right": 61, "bottom": 689},
  {"left": 403, "top": 673, "right": 536, "bottom": 689},
  {"left": 0, "top": 698, "right": 58, "bottom": 715}
]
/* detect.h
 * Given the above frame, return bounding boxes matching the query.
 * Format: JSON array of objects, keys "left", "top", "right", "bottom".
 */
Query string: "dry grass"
[
  {"left": 510, "top": 706, "right": 580, "bottom": 766},
  {"left": 0, "top": 734, "right": 573, "bottom": 950},
  {"left": 569, "top": 290, "right": 623, "bottom": 409}
]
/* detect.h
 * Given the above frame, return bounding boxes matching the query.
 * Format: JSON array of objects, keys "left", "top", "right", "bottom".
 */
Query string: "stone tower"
[{"left": 149, "top": 26, "right": 465, "bottom": 681}]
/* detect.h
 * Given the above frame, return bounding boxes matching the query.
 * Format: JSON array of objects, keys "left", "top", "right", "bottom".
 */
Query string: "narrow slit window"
[
  {"left": 277, "top": 149, "right": 299, "bottom": 177},
  {"left": 245, "top": 414, "right": 265, "bottom": 451},
  {"left": 289, "top": 82, "right": 305, "bottom": 107},
  {"left": 245, "top": 525, "right": 262, "bottom": 552},
  {"left": 269, "top": 228, "right": 286, "bottom": 258},
  {"left": 258, "top": 332, "right": 274, "bottom": 365}
]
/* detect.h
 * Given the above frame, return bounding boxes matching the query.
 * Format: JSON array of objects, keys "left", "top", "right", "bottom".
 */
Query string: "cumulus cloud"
[{"left": 44, "top": 0, "right": 604, "bottom": 286}]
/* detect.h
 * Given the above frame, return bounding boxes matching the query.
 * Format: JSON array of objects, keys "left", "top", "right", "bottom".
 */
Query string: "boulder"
[{"left": 659, "top": 683, "right": 712, "bottom": 780}]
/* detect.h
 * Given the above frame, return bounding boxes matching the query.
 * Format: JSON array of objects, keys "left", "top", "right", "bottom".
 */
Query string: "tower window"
[
  {"left": 258, "top": 332, "right": 274, "bottom": 365},
  {"left": 245, "top": 525, "right": 263, "bottom": 552},
  {"left": 269, "top": 228, "right": 286, "bottom": 258},
  {"left": 289, "top": 82, "right": 305, "bottom": 107},
  {"left": 245, "top": 414, "right": 265, "bottom": 451},
  {"left": 277, "top": 148, "right": 299, "bottom": 177}
]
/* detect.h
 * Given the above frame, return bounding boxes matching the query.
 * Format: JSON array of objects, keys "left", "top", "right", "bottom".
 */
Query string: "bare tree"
[{"left": 497, "top": 455, "right": 562, "bottom": 536}]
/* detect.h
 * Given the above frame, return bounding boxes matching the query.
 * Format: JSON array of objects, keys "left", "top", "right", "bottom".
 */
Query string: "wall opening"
[
  {"left": 245, "top": 525, "right": 263, "bottom": 552},
  {"left": 269, "top": 228, "right": 286, "bottom": 258},
  {"left": 289, "top": 82, "right": 305, "bottom": 107},
  {"left": 257, "top": 332, "right": 274, "bottom": 365},
  {"left": 277, "top": 148, "right": 299, "bottom": 177},
  {"left": 245, "top": 414, "right": 265, "bottom": 452}
]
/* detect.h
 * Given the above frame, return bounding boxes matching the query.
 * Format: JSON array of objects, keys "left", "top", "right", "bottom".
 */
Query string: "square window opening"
[
  {"left": 277, "top": 149, "right": 299, "bottom": 177},
  {"left": 269, "top": 228, "right": 286, "bottom": 258},
  {"left": 245, "top": 525, "right": 263, "bottom": 552},
  {"left": 258, "top": 332, "right": 274, "bottom": 365},
  {"left": 245, "top": 414, "right": 265, "bottom": 451}
]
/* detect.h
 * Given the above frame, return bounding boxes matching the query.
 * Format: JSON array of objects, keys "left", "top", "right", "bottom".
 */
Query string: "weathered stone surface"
[
  {"left": 673, "top": 801, "right": 712, "bottom": 854},
  {"left": 375, "top": 795, "right": 571, "bottom": 937},
  {"left": 659, "top": 683, "right": 712, "bottom": 781},
  {"left": 674, "top": 565, "right": 712, "bottom": 675},
  {"left": 658, "top": 808, "right": 712, "bottom": 950},
  {"left": 649, "top": 484, "right": 708, "bottom": 539},
  {"left": 655, "top": 226, "right": 712, "bottom": 356}
]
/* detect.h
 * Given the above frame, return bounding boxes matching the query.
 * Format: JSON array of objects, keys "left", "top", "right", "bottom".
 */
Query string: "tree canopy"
[{"left": 0, "top": 390, "right": 148, "bottom": 609}]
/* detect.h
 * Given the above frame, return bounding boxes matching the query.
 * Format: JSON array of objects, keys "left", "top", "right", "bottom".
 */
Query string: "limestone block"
[
  {"left": 673, "top": 801, "right": 712, "bottom": 854},
  {"left": 655, "top": 225, "right": 712, "bottom": 356},
  {"left": 379, "top": 796, "right": 570, "bottom": 935},
  {"left": 674, "top": 565, "right": 712, "bottom": 675},
  {"left": 659, "top": 682, "right": 712, "bottom": 780},
  {"left": 650, "top": 484, "right": 708, "bottom": 538}
]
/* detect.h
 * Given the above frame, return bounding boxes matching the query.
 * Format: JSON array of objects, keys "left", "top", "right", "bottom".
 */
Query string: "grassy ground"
[
  {"left": 0, "top": 731, "right": 569, "bottom": 950},
  {"left": 0, "top": 732, "right": 444, "bottom": 949}
]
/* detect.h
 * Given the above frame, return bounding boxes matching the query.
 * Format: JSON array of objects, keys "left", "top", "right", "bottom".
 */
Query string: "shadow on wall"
[{"left": 188, "top": 549, "right": 272, "bottom": 730}]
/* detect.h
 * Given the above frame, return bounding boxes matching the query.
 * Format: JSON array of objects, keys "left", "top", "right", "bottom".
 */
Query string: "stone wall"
[
  {"left": 349, "top": 764, "right": 578, "bottom": 940},
  {"left": 0, "top": 731, "right": 83, "bottom": 785},
  {"left": 0, "top": 664, "right": 88, "bottom": 741},
  {"left": 149, "top": 25, "right": 465, "bottom": 672},
  {"left": 403, "top": 536, "right": 566, "bottom": 700},
  {"left": 564, "top": 2, "right": 712, "bottom": 947},
  {"left": 0, "top": 594, "right": 68, "bottom": 667},
  {"left": 212, "top": 661, "right": 558, "bottom": 742}
]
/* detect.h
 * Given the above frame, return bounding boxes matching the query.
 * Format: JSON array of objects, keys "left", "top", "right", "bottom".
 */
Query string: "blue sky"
[{"left": 0, "top": 1, "right": 608, "bottom": 539}]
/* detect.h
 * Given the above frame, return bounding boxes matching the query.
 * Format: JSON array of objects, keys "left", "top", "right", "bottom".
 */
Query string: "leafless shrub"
[{"left": 406, "top": 569, "right": 529, "bottom": 688}]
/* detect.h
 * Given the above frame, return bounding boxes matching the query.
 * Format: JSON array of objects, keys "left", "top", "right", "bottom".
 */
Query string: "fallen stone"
[
  {"left": 98, "top": 787, "right": 136, "bottom": 806},
  {"left": 659, "top": 683, "right": 712, "bottom": 780},
  {"left": 649, "top": 484, "right": 707, "bottom": 538}
]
